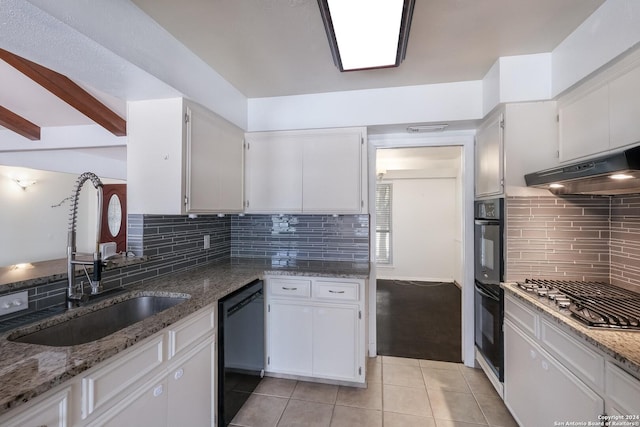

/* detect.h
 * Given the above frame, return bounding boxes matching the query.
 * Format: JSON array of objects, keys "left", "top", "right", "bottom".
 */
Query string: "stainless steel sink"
[{"left": 9, "top": 295, "right": 187, "bottom": 347}]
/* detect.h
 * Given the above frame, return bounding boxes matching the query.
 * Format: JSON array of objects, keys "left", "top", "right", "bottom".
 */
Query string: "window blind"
[{"left": 376, "top": 183, "right": 392, "bottom": 264}]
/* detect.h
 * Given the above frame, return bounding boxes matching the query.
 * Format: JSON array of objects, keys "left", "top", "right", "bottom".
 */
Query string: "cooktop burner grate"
[{"left": 520, "top": 279, "right": 640, "bottom": 330}]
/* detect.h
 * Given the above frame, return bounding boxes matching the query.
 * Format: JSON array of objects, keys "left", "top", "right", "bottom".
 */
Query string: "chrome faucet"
[{"left": 67, "top": 172, "right": 104, "bottom": 306}]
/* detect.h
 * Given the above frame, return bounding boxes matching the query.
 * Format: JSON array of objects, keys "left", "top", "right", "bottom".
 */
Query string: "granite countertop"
[
  {"left": 0, "top": 258, "right": 370, "bottom": 416},
  {"left": 502, "top": 282, "right": 640, "bottom": 377}
]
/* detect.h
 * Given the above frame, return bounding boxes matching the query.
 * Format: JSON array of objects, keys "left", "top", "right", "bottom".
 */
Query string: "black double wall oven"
[{"left": 474, "top": 198, "right": 504, "bottom": 383}]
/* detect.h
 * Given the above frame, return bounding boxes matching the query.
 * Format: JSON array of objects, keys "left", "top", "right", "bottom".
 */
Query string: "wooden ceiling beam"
[
  {"left": 0, "top": 48, "right": 127, "bottom": 137},
  {"left": 0, "top": 105, "right": 41, "bottom": 140}
]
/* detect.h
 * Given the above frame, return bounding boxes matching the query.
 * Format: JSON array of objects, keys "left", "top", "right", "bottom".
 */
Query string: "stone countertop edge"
[
  {"left": 0, "top": 259, "right": 371, "bottom": 417},
  {"left": 502, "top": 282, "right": 640, "bottom": 377}
]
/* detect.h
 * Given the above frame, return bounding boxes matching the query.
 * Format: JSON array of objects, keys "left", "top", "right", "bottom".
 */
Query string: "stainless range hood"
[{"left": 525, "top": 146, "right": 640, "bottom": 195}]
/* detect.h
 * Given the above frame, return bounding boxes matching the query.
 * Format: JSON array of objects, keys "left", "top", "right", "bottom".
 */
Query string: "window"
[{"left": 376, "top": 183, "right": 392, "bottom": 264}]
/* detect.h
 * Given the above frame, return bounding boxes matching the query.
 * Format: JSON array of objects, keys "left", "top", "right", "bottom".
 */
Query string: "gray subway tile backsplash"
[
  {"left": 1, "top": 212, "right": 370, "bottom": 323},
  {"left": 231, "top": 214, "right": 370, "bottom": 261},
  {"left": 506, "top": 195, "right": 640, "bottom": 292}
]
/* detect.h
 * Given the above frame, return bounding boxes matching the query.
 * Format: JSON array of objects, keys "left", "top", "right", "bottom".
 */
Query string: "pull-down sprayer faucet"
[{"left": 67, "top": 172, "right": 104, "bottom": 306}]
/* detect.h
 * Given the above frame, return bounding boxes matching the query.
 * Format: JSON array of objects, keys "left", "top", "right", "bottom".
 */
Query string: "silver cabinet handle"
[
  {"left": 282, "top": 287, "right": 297, "bottom": 291},
  {"left": 174, "top": 368, "right": 184, "bottom": 380},
  {"left": 329, "top": 290, "right": 345, "bottom": 294},
  {"left": 153, "top": 384, "right": 164, "bottom": 397}
]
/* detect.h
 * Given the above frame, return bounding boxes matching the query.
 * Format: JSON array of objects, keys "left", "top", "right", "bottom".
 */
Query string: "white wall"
[
  {"left": 0, "top": 166, "right": 98, "bottom": 266},
  {"left": 377, "top": 177, "right": 457, "bottom": 282},
  {"left": 248, "top": 81, "right": 483, "bottom": 131},
  {"left": 552, "top": 0, "right": 640, "bottom": 97}
]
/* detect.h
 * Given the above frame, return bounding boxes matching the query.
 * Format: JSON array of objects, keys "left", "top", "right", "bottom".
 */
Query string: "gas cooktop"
[{"left": 517, "top": 279, "right": 640, "bottom": 331}]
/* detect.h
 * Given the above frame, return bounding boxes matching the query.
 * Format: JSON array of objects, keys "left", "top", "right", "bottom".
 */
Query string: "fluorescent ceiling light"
[
  {"left": 549, "top": 183, "right": 564, "bottom": 189},
  {"left": 318, "top": 0, "right": 415, "bottom": 71}
]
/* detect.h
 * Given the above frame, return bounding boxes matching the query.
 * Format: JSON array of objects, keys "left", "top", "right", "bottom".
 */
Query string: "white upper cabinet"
[
  {"left": 609, "top": 65, "right": 640, "bottom": 150},
  {"left": 128, "top": 98, "right": 244, "bottom": 215},
  {"left": 475, "top": 111, "right": 504, "bottom": 197},
  {"left": 476, "top": 101, "right": 559, "bottom": 197},
  {"left": 244, "top": 132, "right": 304, "bottom": 212},
  {"left": 244, "top": 128, "right": 367, "bottom": 214},
  {"left": 559, "top": 85, "right": 610, "bottom": 162},
  {"left": 303, "top": 131, "right": 363, "bottom": 213},
  {"left": 559, "top": 53, "right": 640, "bottom": 162}
]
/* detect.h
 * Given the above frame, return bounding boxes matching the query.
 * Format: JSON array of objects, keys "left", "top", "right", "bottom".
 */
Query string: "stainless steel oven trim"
[{"left": 475, "top": 282, "right": 500, "bottom": 301}]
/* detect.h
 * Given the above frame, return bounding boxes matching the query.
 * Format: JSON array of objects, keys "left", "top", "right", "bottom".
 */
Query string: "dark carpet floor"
[{"left": 376, "top": 279, "right": 462, "bottom": 362}]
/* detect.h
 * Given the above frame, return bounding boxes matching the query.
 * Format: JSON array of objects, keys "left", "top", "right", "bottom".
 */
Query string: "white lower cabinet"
[
  {"left": 312, "top": 305, "right": 358, "bottom": 380},
  {"left": 265, "top": 276, "right": 365, "bottom": 384},
  {"left": 605, "top": 361, "right": 640, "bottom": 415},
  {"left": 167, "top": 338, "right": 214, "bottom": 426},
  {"left": 0, "top": 304, "right": 216, "bottom": 427},
  {"left": 505, "top": 319, "right": 603, "bottom": 427},
  {"left": 93, "top": 377, "right": 169, "bottom": 427},
  {"left": 268, "top": 301, "right": 313, "bottom": 376},
  {"left": 0, "top": 387, "right": 71, "bottom": 427},
  {"left": 504, "top": 292, "right": 640, "bottom": 426}
]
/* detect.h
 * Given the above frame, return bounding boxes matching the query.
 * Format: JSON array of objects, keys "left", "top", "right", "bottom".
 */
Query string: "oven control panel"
[{"left": 475, "top": 198, "right": 503, "bottom": 220}]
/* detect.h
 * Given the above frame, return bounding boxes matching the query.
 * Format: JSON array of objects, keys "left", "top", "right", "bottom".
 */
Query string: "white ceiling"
[
  {"left": 130, "top": 0, "right": 605, "bottom": 98},
  {"left": 0, "top": 0, "right": 606, "bottom": 138}
]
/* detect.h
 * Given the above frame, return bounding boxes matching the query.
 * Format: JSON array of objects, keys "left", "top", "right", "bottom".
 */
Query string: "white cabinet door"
[
  {"left": 505, "top": 320, "right": 603, "bottom": 427},
  {"left": 96, "top": 378, "right": 169, "bottom": 427},
  {"left": 605, "top": 362, "right": 640, "bottom": 415},
  {"left": 186, "top": 102, "right": 244, "bottom": 213},
  {"left": 303, "top": 132, "right": 362, "bottom": 213},
  {"left": 609, "top": 65, "right": 640, "bottom": 150},
  {"left": 267, "top": 301, "right": 313, "bottom": 375},
  {"left": 127, "top": 98, "right": 244, "bottom": 214},
  {"left": 559, "top": 85, "right": 610, "bottom": 162},
  {"left": 167, "top": 338, "right": 215, "bottom": 427},
  {"left": 244, "top": 128, "right": 366, "bottom": 214},
  {"left": 312, "top": 305, "right": 359, "bottom": 381},
  {"left": 0, "top": 387, "right": 70, "bottom": 427},
  {"left": 475, "top": 112, "right": 504, "bottom": 197},
  {"left": 128, "top": 98, "right": 185, "bottom": 215},
  {"left": 244, "top": 134, "right": 303, "bottom": 213},
  {"left": 504, "top": 320, "right": 540, "bottom": 427}
]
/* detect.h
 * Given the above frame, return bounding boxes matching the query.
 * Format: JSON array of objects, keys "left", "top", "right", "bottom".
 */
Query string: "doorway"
[
  {"left": 367, "top": 133, "right": 475, "bottom": 367},
  {"left": 374, "top": 146, "right": 463, "bottom": 361}
]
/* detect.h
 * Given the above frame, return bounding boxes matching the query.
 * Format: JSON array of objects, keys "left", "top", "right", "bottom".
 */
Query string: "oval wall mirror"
[{"left": 107, "top": 194, "right": 122, "bottom": 237}]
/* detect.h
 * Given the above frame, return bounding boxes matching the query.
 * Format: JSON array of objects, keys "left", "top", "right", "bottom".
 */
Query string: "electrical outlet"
[
  {"left": 0, "top": 290, "right": 28, "bottom": 316},
  {"left": 203, "top": 235, "right": 210, "bottom": 249}
]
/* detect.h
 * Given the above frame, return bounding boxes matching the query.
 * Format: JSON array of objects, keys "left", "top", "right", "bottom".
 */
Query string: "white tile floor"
[{"left": 231, "top": 356, "right": 518, "bottom": 427}]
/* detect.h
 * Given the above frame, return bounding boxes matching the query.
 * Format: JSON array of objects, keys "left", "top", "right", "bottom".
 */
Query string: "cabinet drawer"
[
  {"left": 82, "top": 334, "right": 164, "bottom": 418},
  {"left": 168, "top": 305, "right": 215, "bottom": 359},
  {"left": 505, "top": 294, "right": 538, "bottom": 337},
  {"left": 540, "top": 318, "right": 604, "bottom": 389},
  {"left": 606, "top": 362, "right": 640, "bottom": 413},
  {"left": 269, "top": 278, "right": 312, "bottom": 298},
  {"left": 313, "top": 281, "right": 359, "bottom": 301}
]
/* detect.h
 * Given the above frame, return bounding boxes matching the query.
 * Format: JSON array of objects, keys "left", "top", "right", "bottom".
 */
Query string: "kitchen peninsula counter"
[
  {"left": 503, "top": 282, "right": 640, "bottom": 377},
  {"left": 0, "top": 258, "right": 370, "bottom": 416}
]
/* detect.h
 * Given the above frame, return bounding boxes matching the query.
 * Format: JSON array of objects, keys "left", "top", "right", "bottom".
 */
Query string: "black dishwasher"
[{"left": 217, "top": 279, "right": 265, "bottom": 426}]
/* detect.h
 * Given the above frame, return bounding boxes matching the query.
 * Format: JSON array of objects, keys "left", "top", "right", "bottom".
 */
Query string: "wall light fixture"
[{"left": 13, "top": 178, "right": 37, "bottom": 190}]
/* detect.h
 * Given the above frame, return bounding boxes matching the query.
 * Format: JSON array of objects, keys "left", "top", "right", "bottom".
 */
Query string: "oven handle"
[
  {"left": 474, "top": 220, "right": 500, "bottom": 226},
  {"left": 474, "top": 282, "right": 500, "bottom": 302}
]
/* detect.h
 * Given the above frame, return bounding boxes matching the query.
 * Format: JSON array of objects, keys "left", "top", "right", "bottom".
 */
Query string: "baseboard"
[{"left": 376, "top": 276, "right": 455, "bottom": 283}]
